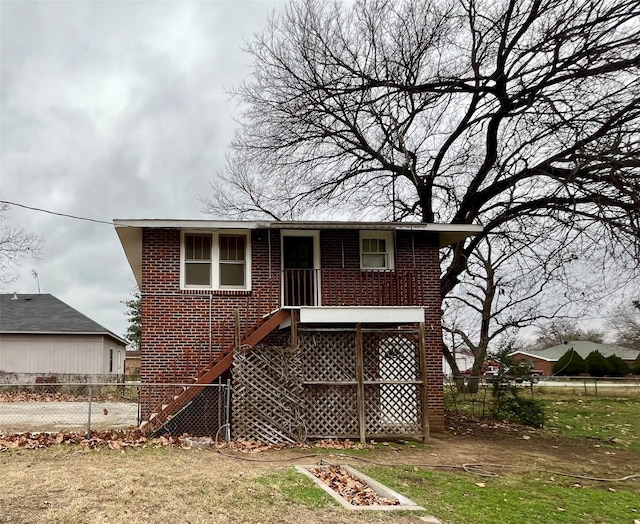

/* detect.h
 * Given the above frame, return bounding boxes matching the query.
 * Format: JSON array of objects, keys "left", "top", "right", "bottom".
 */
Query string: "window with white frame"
[
  {"left": 182, "top": 231, "right": 251, "bottom": 290},
  {"left": 219, "top": 234, "right": 246, "bottom": 287},
  {"left": 360, "top": 230, "right": 394, "bottom": 270},
  {"left": 185, "top": 233, "right": 212, "bottom": 286}
]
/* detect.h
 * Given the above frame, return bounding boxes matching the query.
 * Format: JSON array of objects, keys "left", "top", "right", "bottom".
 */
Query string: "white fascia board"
[
  {"left": 113, "top": 219, "right": 263, "bottom": 230},
  {"left": 299, "top": 306, "right": 425, "bottom": 324},
  {"left": 508, "top": 351, "right": 555, "bottom": 362}
]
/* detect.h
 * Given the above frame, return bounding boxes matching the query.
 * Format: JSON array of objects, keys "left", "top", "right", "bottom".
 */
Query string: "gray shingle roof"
[
  {"left": 511, "top": 340, "right": 640, "bottom": 361},
  {"left": 0, "top": 293, "right": 125, "bottom": 344}
]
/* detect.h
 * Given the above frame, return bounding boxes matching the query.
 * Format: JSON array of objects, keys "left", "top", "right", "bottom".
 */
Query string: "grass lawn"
[
  {"left": 1, "top": 393, "right": 639, "bottom": 523},
  {"left": 544, "top": 395, "right": 640, "bottom": 450}
]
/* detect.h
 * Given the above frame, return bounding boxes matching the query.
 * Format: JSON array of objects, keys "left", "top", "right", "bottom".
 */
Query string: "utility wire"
[{"left": 0, "top": 200, "right": 113, "bottom": 225}]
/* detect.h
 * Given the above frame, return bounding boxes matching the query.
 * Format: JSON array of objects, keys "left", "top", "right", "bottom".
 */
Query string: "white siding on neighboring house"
[
  {"left": 0, "top": 334, "right": 122, "bottom": 375},
  {"left": 442, "top": 351, "right": 474, "bottom": 377}
]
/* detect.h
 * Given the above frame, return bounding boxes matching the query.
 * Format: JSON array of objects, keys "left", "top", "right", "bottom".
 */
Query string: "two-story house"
[{"left": 115, "top": 220, "right": 481, "bottom": 441}]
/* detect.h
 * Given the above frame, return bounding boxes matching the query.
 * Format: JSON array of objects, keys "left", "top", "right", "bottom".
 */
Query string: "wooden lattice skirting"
[{"left": 232, "top": 327, "right": 427, "bottom": 443}]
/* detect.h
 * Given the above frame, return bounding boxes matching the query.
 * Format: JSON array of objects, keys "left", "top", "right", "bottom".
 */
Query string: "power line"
[{"left": 0, "top": 200, "right": 113, "bottom": 225}]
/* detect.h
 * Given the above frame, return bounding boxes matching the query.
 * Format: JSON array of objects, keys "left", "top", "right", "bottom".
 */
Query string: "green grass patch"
[
  {"left": 362, "top": 465, "right": 640, "bottom": 524},
  {"left": 543, "top": 396, "right": 640, "bottom": 450},
  {"left": 446, "top": 388, "right": 640, "bottom": 451},
  {"left": 258, "top": 467, "right": 334, "bottom": 508}
]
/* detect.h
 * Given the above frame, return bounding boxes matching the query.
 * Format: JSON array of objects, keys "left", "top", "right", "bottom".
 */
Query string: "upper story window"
[
  {"left": 182, "top": 231, "right": 251, "bottom": 290},
  {"left": 185, "top": 234, "right": 212, "bottom": 286},
  {"left": 360, "top": 230, "right": 394, "bottom": 270},
  {"left": 219, "top": 234, "right": 246, "bottom": 287}
]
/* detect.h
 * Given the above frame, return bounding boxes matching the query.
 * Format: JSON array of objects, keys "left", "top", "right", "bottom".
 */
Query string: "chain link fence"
[
  {"left": 0, "top": 382, "right": 231, "bottom": 439},
  {"left": 445, "top": 375, "right": 640, "bottom": 408}
]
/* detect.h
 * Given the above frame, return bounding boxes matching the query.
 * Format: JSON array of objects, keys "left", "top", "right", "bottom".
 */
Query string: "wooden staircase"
[{"left": 140, "top": 308, "right": 291, "bottom": 434}]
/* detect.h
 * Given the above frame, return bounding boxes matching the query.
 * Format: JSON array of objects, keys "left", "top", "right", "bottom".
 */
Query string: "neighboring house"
[
  {"left": 115, "top": 219, "right": 481, "bottom": 440},
  {"left": 0, "top": 293, "right": 127, "bottom": 380},
  {"left": 442, "top": 349, "right": 475, "bottom": 377},
  {"left": 509, "top": 340, "right": 640, "bottom": 376}
]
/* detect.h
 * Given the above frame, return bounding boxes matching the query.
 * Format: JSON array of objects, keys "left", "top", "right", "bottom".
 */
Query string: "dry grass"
[{"left": 1, "top": 446, "right": 421, "bottom": 524}]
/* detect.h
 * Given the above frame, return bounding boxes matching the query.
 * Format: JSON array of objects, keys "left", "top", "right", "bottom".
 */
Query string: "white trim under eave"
[
  {"left": 508, "top": 351, "right": 555, "bottom": 362},
  {"left": 299, "top": 306, "right": 425, "bottom": 324}
]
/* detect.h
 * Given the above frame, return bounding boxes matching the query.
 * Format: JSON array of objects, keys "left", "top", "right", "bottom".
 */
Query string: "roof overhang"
[
  {"left": 114, "top": 219, "right": 483, "bottom": 288},
  {"left": 1, "top": 330, "right": 127, "bottom": 346},
  {"left": 508, "top": 351, "right": 555, "bottom": 362}
]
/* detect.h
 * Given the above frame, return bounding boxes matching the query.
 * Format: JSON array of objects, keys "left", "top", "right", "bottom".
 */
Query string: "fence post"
[
  {"left": 86, "top": 384, "right": 93, "bottom": 439},
  {"left": 225, "top": 379, "right": 231, "bottom": 442},
  {"left": 594, "top": 378, "right": 598, "bottom": 398}
]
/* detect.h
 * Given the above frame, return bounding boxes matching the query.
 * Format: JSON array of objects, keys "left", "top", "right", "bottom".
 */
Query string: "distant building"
[
  {"left": 0, "top": 293, "right": 127, "bottom": 381},
  {"left": 442, "top": 349, "right": 474, "bottom": 376},
  {"left": 509, "top": 340, "right": 640, "bottom": 376}
]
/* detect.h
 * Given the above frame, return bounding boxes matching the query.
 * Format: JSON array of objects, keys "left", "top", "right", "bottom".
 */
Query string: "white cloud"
[{"left": 1, "top": 0, "right": 287, "bottom": 336}]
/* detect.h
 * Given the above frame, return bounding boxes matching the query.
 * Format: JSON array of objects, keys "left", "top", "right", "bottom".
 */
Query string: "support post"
[
  {"left": 290, "top": 308, "right": 299, "bottom": 348},
  {"left": 418, "top": 322, "right": 430, "bottom": 442},
  {"left": 86, "top": 384, "right": 93, "bottom": 439},
  {"left": 225, "top": 378, "right": 232, "bottom": 442},
  {"left": 234, "top": 308, "right": 241, "bottom": 348},
  {"left": 356, "top": 324, "right": 366, "bottom": 444}
]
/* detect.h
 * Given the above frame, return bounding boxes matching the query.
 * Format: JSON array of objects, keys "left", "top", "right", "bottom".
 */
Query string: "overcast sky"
[{"left": 1, "top": 0, "right": 287, "bottom": 339}]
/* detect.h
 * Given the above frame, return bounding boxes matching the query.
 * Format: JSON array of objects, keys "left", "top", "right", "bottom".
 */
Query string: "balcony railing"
[{"left": 280, "top": 268, "right": 427, "bottom": 308}]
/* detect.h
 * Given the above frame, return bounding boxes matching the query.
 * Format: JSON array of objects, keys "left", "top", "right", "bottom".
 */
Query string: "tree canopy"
[
  {"left": 204, "top": 0, "right": 640, "bottom": 371},
  {"left": 123, "top": 289, "right": 142, "bottom": 351},
  {"left": 0, "top": 201, "right": 42, "bottom": 286}
]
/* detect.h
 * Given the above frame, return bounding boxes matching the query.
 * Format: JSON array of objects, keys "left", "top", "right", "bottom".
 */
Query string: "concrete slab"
[{"left": 0, "top": 401, "right": 138, "bottom": 433}]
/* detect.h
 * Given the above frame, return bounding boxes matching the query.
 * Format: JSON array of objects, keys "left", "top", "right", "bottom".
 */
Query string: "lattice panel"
[
  {"left": 299, "top": 331, "right": 356, "bottom": 382},
  {"left": 231, "top": 327, "right": 426, "bottom": 442},
  {"left": 303, "top": 385, "right": 359, "bottom": 437},
  {"left": 232, "top": 345, "right": 306, "bottom": 443},
  {"left": 363, "top": 332, "right": 420, "bottom": 382},
  {"left": 159, "top": 384, "right": 228, "bottom": 437},
  {"left": 364, "top": 383, "right": 422, "bottom": 434}
]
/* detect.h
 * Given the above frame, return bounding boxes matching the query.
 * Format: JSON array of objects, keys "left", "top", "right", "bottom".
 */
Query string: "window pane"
[
  {"left": 362, "top": 254, "right": 386, "bottom": 268},
  {"left": 362, "top": 237, "right": 386, "bottom": 254},
  {"left": 186, "top": 235, "right": 211, "bottom": 261},
  {"left": 185, "top": 262, "right": 211, "bottom": 286},
  {"left": 220, "top": 263, "right": 245, "bottom": 286},
  {"left": 220, "top": 235, "right": 245, "bottom": 261}
]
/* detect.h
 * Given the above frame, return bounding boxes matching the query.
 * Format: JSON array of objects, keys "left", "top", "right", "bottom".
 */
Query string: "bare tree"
[
  {"left": 204, "top": 0, "right": 640, "bottom": 365},
  {"left": 442, "top": 227, "right": 604, "bottom": 386},
  {"left": 534, "top": 319, "right": 604, "bottom": 348},
  {"left": 607, "top": 300, "right": 640, "bottom": 350},
  {"left": 0, "top": 202, "right": 42, "bottom": 286}
]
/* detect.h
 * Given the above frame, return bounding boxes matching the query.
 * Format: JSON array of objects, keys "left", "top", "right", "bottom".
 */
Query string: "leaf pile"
[
  {"left": 0, "top": 391, "right": 87, "bottom": 403},
  {"left": 227, "top": 439, "right": 310, "bottom": 453},
  {"left": 226, "top": 438, "right": 373, "bottom": 453},
  {"left": 0, "top": 429, "right": 184, "bottom": 451},
  {"left": 313, "top": 439, "right": 372, "bottom": 450},
  {"left": 310, "top": 466, "right": 400, "bottom": 506}
]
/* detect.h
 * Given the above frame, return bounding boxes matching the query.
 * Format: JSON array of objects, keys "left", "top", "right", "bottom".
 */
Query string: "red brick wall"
[{"left": 140, "top": 227, "right": 445, "bottom": 429}]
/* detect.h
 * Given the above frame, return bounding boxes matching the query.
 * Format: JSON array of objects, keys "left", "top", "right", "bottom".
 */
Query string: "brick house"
[{"left": 115, "top": 220, "right": 481, "bottom": 441}]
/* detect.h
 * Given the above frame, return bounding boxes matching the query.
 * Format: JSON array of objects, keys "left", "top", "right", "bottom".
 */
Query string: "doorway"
[{"left": 282, "top": 235, "right": 317, "bottom": 306}]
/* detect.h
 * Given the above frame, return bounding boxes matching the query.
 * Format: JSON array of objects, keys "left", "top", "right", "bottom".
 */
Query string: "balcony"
[{"left": 254, "top": 269, "right": 429, "bottom": 309}]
